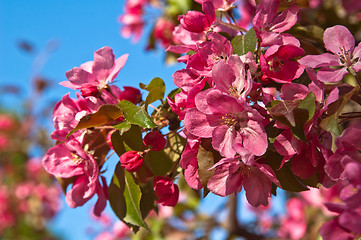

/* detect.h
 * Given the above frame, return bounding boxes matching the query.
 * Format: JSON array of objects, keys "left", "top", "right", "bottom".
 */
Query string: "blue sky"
[{"left": 0, "top": 1, "right": 180, "bottom": 239}]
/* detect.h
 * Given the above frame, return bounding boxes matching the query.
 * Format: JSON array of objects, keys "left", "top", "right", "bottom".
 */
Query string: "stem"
[
  {"left": 355, "top": 73, "right": 361, "bottom": 87},
  {"left": 217, "top": 20, "right": 247, "bottom": 33},
  {"left": 225, "top": 194, "right": 265, "bottom": 240}
]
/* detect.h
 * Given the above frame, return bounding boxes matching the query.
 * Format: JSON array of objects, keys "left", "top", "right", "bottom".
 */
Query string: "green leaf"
[
  {"left": 268, "top": 100, "right": 309, "bottom": 141},
  {"left": 56, "top": 176, "right": 75, "bottom": 194},
  {"left": 287, "top": 24, "right": 324, "bottom": 42},
  {"left": 298, "top": 92, "right": 316, "bottom": 121},
  {"left": 123, "top": 171, "right": 149, "bottom": 230},
  {"left": 164, "top": 133, "right": 185, "bottom": 162},
  {"left": 320, "top": 85, "right": 357, "bottom": 136},
  {"left": 110, "top": 130, "right": 126, "bottom": 157},
  {"left": 109, "top": 163, "right": 126, "bottom": 220},
  {"left": 146, "top": 150, "right": 173, "bottom": 176},
  {"left": 113, "top": 121, "right": 132, "bottom": 135},
  {"left": 167, "top": 88, "right": 181, "bottom": 100},
  {"left": 197, "top": 139, "right": 222, "bottom": 197},
  {"left": 263, "top": 150, "right": 309, "bottom": 192},
  {"left": 139, "top": 181, "right": 156, "bottom": 219},
  {"left": 122, "top": 125, "right": 146, "bottom": 151},
  {"left": 117, "top": 100, "right": 157, "bottom": 129},
  {"left": 139, "top": 77, "right": 166, "bottom": 109},
  {"left": 67, "top": 104, "right": 123, "bottom": 137},
  {"left": 231, "top": 28, "right": 257, "bottom": 56}
]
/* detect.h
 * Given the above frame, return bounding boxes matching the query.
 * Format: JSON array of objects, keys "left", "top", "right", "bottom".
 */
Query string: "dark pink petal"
[
  {"left": 317, "top": 67, "right": 348, "bottom": 83},
  {"left": 184, "top": 164, "right": 203, "bottom": 190},
  {"left": 320, "top": 218, "right": 354, "bottom": 240},
  {"left": 93, "top": 177, "right": 108, "bottom": 217},
  {"left": 65, "top": 175, "right": 93, "bottom": 208},
  {"left": 243, "top": 167, "right": 272, "bottom": 207},
  {"left": 336, "top": 128, "right": 361, "bottom": 150},
  {"left": 339, "top": 209, "right": 361, "bottom": 235},
  {"left": 179, "top": 11, "right": 209, "bottom": 33},
  {"left": 292, "top": 152, "right": 316, "bottom": 179},
  {"left": 276, "top": 45, "right": 305, "bottom": 61},
  {"left": 324, "top": 25, "right": 355, "bottom": 54},
  {"left": 202, "top": 0, "right": 215, "bottom": 25},
  {"left": 343, "top": 162, "right": 361, "bottom": 190},
  {"left": 270, "top": 5, "right": 298, "bottom": 33},
  {"left": 280, "top": 83, "right": 309, "bottom": 101},
  {"left": 274, "top": 130, "right": 297, "bottom": 157}
]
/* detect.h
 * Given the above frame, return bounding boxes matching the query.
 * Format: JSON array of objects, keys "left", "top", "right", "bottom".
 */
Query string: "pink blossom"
[
  {"left": 42, "top": 139, "right": 106, "bottom": 216},
  {"left": 118, "top": 0, "right": 147, "bottom": 42},
  {"left": 113, "top": 221, "right": 130, "bottom": 238},
  {"left": 154, "top": 18, "right": 176, "bottom": 48},
  {"left": 260, "top": 44, "right": 305, "bottom": 83},
  {"left": 0, "top": 114, "right": 15, "bottom": 130},
  {"left": 178, "top": 1, "right": 215, "bottom": 33},
  {"left": 278, "top": 198, "right": 307, "bottom": 240},
  {"left": 60, "top": 46, "right": 128, "bottom": 90},
  {"left": 119, "top": 151, "right": 144, "bottom": 172},
  {"left": 184, "top": 89, "right": 267, "bottom": 157},
  {"left": 207, "top": 153, "right": 279, "bottom": 207},
  {"left": 212, "top": 54, "right": 255, "bottom": 100},
  {"left": 179, "top": 130, "right": 203, "bottom": 190},
  {"left": 299, "top": 25, "right": 361, "bottom": 83},
  {"left": 153, "top": 176, "right": 179, "bottom": 207},
  {"left": 252, "top": 0, "right": 299, "bottom": 47}
]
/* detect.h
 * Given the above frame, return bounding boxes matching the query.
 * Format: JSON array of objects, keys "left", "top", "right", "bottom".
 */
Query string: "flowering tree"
[
  {"left": 0, "top": 76, "right": 61, "bottom": 238},
  {"left": 42, "top": 0, "right": 361, "bottom": 239}
]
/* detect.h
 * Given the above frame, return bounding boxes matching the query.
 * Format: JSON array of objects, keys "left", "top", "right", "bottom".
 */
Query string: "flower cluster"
[
  {"left": 43, "top": 0, "right": 361, "bottom": 238},
  {"left": 43, "top": 46, "right": 180, "bottom": 224},
  {"left": 165, "top": 0, "right": 361, "bottom": 228}
]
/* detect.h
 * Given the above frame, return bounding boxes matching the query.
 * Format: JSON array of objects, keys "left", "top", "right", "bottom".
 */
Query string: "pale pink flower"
[
  {"left": 252, "top": 0, "right": 299, "bottom": 47},
  {"left": 60, "top": 47, "right": 128, "bottom": 90},
  {"left": 299, "top": 25, "right": 361, "bottom": 83},
  {"left": 184, "top": 89, "right": 267, "bottom": 157},
  {"left": 42, "top": 139, "right": 107, "bottom": 216},
  {"left": 207, "top": 153, "right": 279, "bottom": 207}
]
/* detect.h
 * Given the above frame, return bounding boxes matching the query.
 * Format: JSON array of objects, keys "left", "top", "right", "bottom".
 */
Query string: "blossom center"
[
  {"left": 238, "top": 164, "right": 251, "bottom": 177},
  {"left": 268, "top": 57, "right": 283, "bottom": 72},
  {"left": 221, "top": 113, "right": 248, "bottom": 130},
  {"left": 338, "top": 47, "right": 353, "bottom": 67}
]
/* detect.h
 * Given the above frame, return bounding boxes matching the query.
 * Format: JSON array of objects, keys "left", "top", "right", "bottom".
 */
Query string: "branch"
[{"left": 225, "top": 194, "right": 265, "bottom": 240}]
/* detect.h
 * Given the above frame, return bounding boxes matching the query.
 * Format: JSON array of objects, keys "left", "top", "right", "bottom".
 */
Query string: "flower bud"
[
  {"left": 153, "top": 176, "right": 179, "bottom": 207},
  {"left": 143, "top": 131, "right": 166, "bottom": 151},
  {"left": 119, "top": 151, "right": 143, "bottom": 172},
  {"left": 80, "top": 84, "right": 99, "bottom": 97},
  {"left": 119, "top": 86, "right": 142, "bottom": 104}
]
